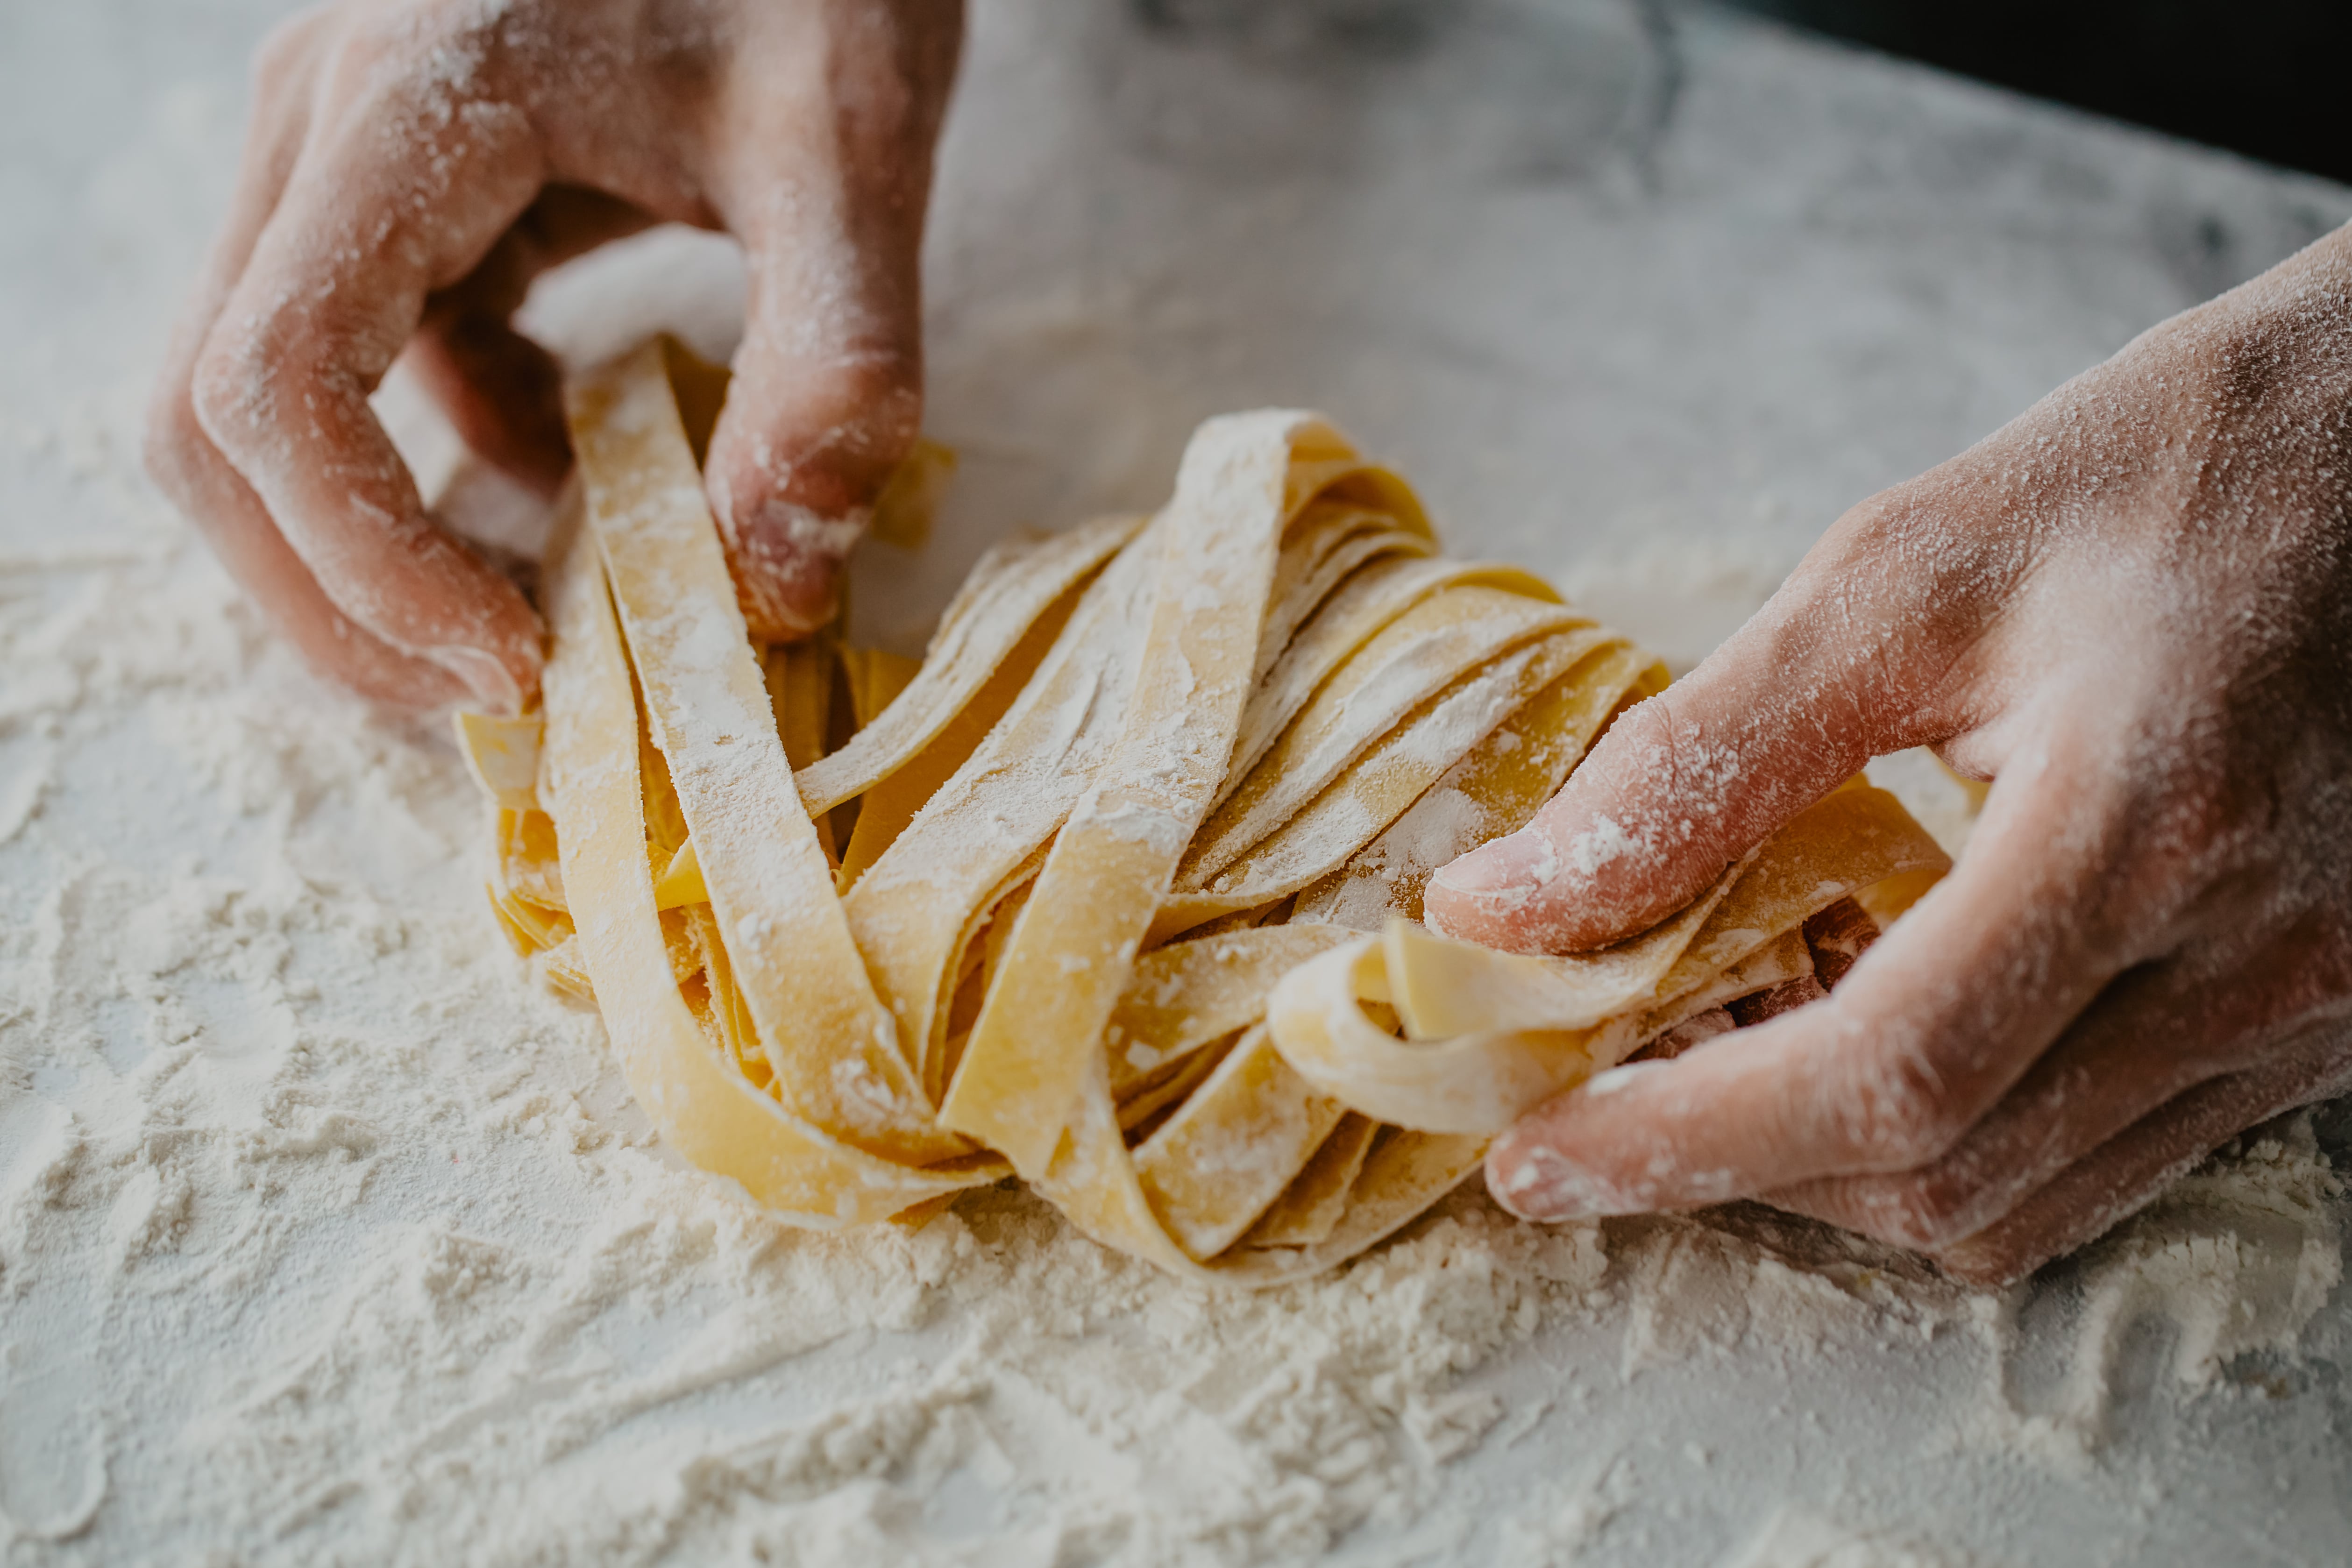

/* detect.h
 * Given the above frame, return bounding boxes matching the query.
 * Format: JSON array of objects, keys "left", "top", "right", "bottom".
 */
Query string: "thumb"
[{"left": 1426, "top": 493, "right": 1971, "bottom": 953}]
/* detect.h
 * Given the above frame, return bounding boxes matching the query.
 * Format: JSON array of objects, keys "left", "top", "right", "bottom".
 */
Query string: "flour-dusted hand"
[
  {"left": 145, "top": 0, "right": 962, "bottom": 710},
  {"left": 1425, "top": 224, "right": 2352, "bottom": 1283}
]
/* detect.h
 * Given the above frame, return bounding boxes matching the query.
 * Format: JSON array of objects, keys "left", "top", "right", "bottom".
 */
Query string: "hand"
[
  {"left": 1425, "top": 224, "right": 2352, "bottom": 1284},
  {"left": 146, "top": 0, "right": 961, "bottom": 710}
]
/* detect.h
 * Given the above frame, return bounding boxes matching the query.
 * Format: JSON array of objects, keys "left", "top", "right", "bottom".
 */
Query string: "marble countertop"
[{"left": 4, "top": 2, "right": 2346, "bottom": 1562}]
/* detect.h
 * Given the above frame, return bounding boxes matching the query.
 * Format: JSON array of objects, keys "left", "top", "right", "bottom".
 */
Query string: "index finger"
[
  {"left": 1426, "top": 465, "right": 2035, "bottom": 955},
  {"left": 190, "top": 43, "right": 546, "bottom": 711},
  {"left": 147, "top": 11, "right": 466, "bottom": 706}
]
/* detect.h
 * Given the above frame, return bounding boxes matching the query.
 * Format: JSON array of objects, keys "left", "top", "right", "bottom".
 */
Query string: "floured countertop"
[{"left": 3, "top": 2, "right": 2349, "bottom": 1563}]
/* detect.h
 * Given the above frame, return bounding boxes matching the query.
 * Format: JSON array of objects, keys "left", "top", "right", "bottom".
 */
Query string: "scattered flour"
[
  {"left": 0, "top": 621, "right": 1609, "bottom": 1559},
  {"left": 3, "top": 371, "right": 2342, "bottom": 1567},
  {"left": 1975, "top": 1116, "right": 2345, "bottom": 1466},
  {"left": 6, "top": 1, "right": 2350, "bottom": 1562},
  {"left": 1564, "top": 814, "right": 1639, "bottom": 879}
]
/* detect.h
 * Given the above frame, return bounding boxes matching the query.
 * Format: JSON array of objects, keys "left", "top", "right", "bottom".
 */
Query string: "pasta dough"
[{"left": 465, "top": 339, "right": 1951, "bottom": 1282}]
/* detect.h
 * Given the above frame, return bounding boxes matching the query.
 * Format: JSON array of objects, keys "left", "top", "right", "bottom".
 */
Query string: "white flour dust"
[
  {"left": 0, "top": 371, "right": 2342, "bottom": 1567},
  {"left": 7, "top": 0, "right": 2352, "bottom": 1559},
  {"left": 0, "top": 445, "right": 1592, "bottom": 1561}
]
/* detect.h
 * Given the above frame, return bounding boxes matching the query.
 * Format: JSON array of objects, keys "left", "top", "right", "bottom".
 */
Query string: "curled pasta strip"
[
  {"left": 465, "top": 339, "right": 1951, "bottom": 1282},
  {"left": 1265, "top": 782, "right": 1949, "bottom": 1135}
]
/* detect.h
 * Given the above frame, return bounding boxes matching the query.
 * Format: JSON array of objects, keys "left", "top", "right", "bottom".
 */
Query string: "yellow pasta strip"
[
  {"left": 495, "top": 806, "right": 567, "bottom": 912},
  {"left": 846, "top": 525, "right": 1166, "bottom": 1071},
  {"left": 535, "top": 490, "right": 997, "bottom": 1223},
  {"left": 1265, "top": 786, "right": 1949, "bottom": 1135},
  {"left": 659, "top": 336, "right": 732, "bottom": 464},
  {"left": 1187, "top": 590, "right": 1596, "bottom": 883},
  {"left": 1117, "top": 1027, "right": 1243, "bottom": 1132},
  {"left": 1105, "top": 922, "right": 1360, "bottom": 1094},
  {"left": 454, "top": 710, "right": 544, "bottom": 812},
  {"left": 941, "top": 414, "right": 1364, "bottom": 1176},
  {"left": 1649, "top": 783, "right": 1946, "bottom": 1000},
  {"left": 1629, "top": 928, "right": 1813, "bottom": 1045},
  {"left": 537, "top": 934, "right": 595, "bottom": 1002},
  {"left": 1294, "top": 639, "right": 1660, "bottom": 929},
  {"left": 488, "top": 882, "right": 567, "bottom": 956},
  {"left": 797, "top": 516, "right": 1141, "bottom": 815},
  {"left": 477, "top": 350, "right": 1958, "bottom": 1287},
  {"left": 1250, "top": 505, "right": 1430, "bottom": 689},
  {"left": 1226, "top": 555, "right": 1563, "bottom": 801},
  {"left": 763, "top": 642, "right": 830, "bottom": 773},
  {"left": 842, "top": 646, "right": 923, "bottom": 729},
  {"left": 1133, "top": 1029, "right": 1355, "bottom": 1260},
  {"left": 1226, "top": 1129, "right": 1492, "bottom": 1278},
  {"left": 835, "top": 568, "right": 1093, "bottom": 890},
  {"left": 653, "top": 839, "right": 706, "bottom": 910},
  {"left": 1270, "top": 938, "right": 1615, "bottom": 1135},
  {"left": 1242, "top": 1113, "right": 1379, "bottom": 1248},
  {"left": 1133, "top": 1023, "right": 1349, "bottom": 1261},
  {"left": 1857, "top": 863, "right": 1944, "bottom": 929},
  {"left": 1150, "top": 630, "right": 1617, "bottom": 943},
  {"left": 869, "top": 437, "right": 958, "bottom": 551},
  {"left": 565, "top": 343, "right": 959, "bottom": 1165}
]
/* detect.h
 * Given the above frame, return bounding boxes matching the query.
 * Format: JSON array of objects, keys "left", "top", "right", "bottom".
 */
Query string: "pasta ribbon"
[{"left": 462, "top": 339, "right": 1951, "bottom": 1282}]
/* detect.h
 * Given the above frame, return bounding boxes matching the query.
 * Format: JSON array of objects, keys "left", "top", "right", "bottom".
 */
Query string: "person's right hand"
[
  {"left": 1425, "top": 221, "right": 2352, "bottom": 1284},
  {"left": 146, "top": 0, "right": 963, "bottom": 711}
]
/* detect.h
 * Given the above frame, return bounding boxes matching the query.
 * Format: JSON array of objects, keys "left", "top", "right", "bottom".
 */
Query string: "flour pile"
[{"left": 1, "top": 376, "right": 2343, "bottom": 1564}]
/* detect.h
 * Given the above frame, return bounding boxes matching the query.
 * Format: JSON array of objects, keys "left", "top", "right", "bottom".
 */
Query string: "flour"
[
  {"left": 1974, "top": 1115, "right": 2346, "bottom": 1466},
  {"left": 0, "top": 488, "right": 1606, "bottom": 1561},
  {"left": 7, "top": 0, "right": 2352, "bottom": 1561},
  {"left": 4, "top": 384, "right": 2342, "bottom": 1566}
]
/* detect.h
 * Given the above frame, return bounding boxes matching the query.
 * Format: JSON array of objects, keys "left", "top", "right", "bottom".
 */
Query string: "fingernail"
[
  {"left": 1433, "top": 813, "right": 1647, "bottom": 906},
  {"left": 714, "top": 492, "right": 864, "bottom": 641},
  {"left": 428, "top": 645, "right": 523, "bottom": 717},
  {"left": 1485, "top": 1065, "right": 1663, "bottom": 1220},
  {"left": 1582, "top": 1061, "right": 1661, "bottom": 1098},
  {"left": 1431, "top": 833, "right": 1546, "bottom": 901},
  {"left": 1486, "top": 1141, "right": 1603, "bottom": 1222}
]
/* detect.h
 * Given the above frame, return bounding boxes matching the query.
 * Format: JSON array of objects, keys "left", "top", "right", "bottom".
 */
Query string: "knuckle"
[
  {"left": 1834, "top": 1042, "right": 1971, "bottom": 1168},
  {"left": 1822, "top": 484, "right": 1915, "bottom": 561},
  {"left": 322, "top": 6, "right": 417, "bottom": 77},
  {"left": 188, "top": 329, "right": 272, "bottom": 457},
  {"left": 1882, "top": 1167, "right": 1979, "bottom": 1250},
  {"left": 1596, "top": 687, "right": 1692, "bottom": 790},
  {"left": 1792, "top": 480, "right": 1938, "bottom": 603},
  {"left": 1808, "top": 462, "right": 2020, "bottom": 637},
  {"left": 795, "top": 353, "right": 923, "bottom": 446}
]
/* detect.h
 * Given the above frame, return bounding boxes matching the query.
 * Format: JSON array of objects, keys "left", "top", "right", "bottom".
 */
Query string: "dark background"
[{"left": 1720, "top": 0, "right": 2352, "bottom": 186}]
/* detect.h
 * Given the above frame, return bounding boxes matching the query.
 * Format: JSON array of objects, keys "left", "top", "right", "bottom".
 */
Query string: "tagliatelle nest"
[{"left": 460, "top": 339, "right": 1951, "bottom": 1284}]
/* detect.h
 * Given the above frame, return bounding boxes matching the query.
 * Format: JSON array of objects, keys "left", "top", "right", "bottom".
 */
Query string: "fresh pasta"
[{"left": 463, "top": 339, "right": 1951, "bottom": 1282}]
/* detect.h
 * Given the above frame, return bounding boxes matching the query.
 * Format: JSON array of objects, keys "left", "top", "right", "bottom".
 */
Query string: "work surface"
[{"left": 4, "top": 2, "right": 2350, "bottom": 1563}]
